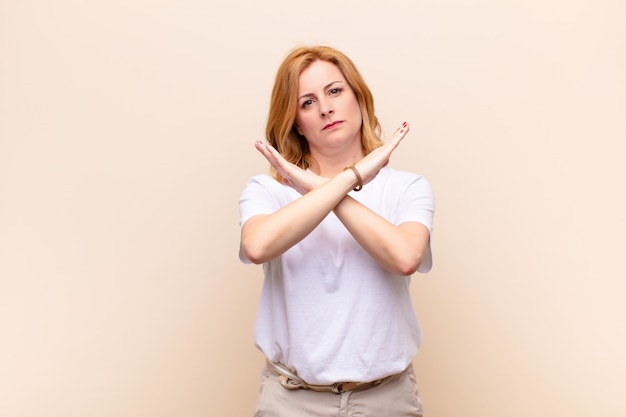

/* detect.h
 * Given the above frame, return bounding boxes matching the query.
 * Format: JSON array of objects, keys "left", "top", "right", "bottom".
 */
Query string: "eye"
[
  {"left": 301, "top": 99, "right": 314, "bottom": 109},
  {"left": 329, "top": 87, "right": 343, "bottom": 95}
]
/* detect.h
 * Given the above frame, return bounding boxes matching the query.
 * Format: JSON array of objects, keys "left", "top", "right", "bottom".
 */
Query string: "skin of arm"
[
  {"left": 333, "top": 196, "right": 430, "bottom": 275},
  {"left": 240, "top": 167, "right": 358, "bottom": 264},
  {"left": 241, "top": 122, "right": 430, "bottom": 274}
]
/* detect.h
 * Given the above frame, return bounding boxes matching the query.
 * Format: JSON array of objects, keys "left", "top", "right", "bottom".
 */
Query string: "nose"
[{"left": 320, "top": 98, "right": 334, "bottom": 117}]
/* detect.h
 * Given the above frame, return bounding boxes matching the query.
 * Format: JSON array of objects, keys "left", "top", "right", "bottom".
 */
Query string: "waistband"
[{"left": 266, "top": 360, "right": 392, "bottom": 394}]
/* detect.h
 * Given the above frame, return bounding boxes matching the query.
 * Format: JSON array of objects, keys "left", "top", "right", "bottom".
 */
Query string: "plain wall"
[{"left": 1, "top": 1, "right": 624, "bottom": 416}]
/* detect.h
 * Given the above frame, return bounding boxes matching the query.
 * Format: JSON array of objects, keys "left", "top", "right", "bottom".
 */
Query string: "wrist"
[{"left": 343, "top": 164, "right": 363, "bottom": 192}]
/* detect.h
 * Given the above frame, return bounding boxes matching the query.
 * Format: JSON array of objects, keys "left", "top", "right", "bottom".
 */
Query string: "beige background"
[{"left": 1, "top": 0, "right": 625, "bottom": 416}]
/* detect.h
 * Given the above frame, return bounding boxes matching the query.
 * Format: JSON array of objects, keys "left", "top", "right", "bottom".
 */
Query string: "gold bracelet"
[{"left": 344, "top": 164, "right": 363, "bottom": 192}]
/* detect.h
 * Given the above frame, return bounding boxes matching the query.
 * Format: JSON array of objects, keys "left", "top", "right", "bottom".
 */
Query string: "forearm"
[
  {"left": 241, "top": 169, "right": 359, "bottom": 264},
  {"left": 333, "top": 196, "right": 430, "bottom": 275}
]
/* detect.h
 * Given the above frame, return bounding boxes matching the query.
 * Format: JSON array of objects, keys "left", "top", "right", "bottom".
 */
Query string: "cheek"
[
  {"left": 295, "top": 114, "right": 313, "bottom": 135},
  {"left": 350, "top": 102, "right": 363, "bottom": 123},
  {"left": 346, "top": 94, "right": 362, "bottom": 118},
  {"left": 294, "top": 116, "right": 303, "bottom": 135}
]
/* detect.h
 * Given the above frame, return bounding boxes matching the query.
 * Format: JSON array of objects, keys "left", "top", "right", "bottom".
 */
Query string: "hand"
[
  {"left": 354, "top": 121, "right": 410, "bottom": 184},
  {"left": 255, "top": 140, "right": 327, "bottom": 194}
]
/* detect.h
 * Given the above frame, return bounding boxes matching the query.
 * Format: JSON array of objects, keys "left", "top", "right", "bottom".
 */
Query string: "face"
[{"left": 294, "top": 60, "right": 363, "bottom": 157}]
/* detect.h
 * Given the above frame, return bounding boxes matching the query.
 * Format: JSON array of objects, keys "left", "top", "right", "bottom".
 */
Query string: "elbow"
[
  {"left": 394, "top": 254, "right": 423, "bottom": 276},
  {"left": 240, "top": 218, "right": 277, "bottom": 264},
  {"left": 240, "top": 224, "right": 267, "bottom": 264},
  {"left": 397, "top": 262, "right": 419, "bottom": 277},
  {"left": 241, "top": 242, "right": 266, "bottom": 265},
  {"left": 241, "top": 234, "right": 277, "bottom": 264}
]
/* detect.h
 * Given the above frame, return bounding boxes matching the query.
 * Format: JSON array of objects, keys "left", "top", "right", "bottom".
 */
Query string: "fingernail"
[{"left": 402, "top": 121, "right": 407, "bottom": 126}]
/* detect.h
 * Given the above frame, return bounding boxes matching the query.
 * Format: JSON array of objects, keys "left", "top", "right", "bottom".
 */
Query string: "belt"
[{"left": 266, "top": 360, "right": 391, "bottom": 394}]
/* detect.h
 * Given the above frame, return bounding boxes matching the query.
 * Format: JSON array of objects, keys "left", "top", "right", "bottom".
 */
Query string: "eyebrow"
[{"left": 298, "top": 81, "right": 343, "bottom": 101}]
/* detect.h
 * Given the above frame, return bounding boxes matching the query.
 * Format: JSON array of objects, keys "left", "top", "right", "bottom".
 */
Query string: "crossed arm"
[{"left": 240, "top": 123, "right": 430, "bottom": 275}]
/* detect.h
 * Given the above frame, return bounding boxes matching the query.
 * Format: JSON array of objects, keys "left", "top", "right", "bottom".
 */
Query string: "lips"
[{"left": 322, "top": 121, "right": 343, "bottom": 130}]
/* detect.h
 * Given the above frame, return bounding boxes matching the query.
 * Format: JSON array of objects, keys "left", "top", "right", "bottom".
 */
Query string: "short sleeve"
[
  {"left": 394, "top": 173, "right": 435, "bottom": 273},
  {"left": 238, "top": 174, "right": 293, "bottom": 263}
]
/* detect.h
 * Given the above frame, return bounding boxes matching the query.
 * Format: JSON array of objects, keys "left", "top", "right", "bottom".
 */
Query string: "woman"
[{"left": 239, "top": 45, "right": 434, "bottom": 416}]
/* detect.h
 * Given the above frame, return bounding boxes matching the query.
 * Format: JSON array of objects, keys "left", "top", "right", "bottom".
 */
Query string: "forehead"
[{"left": 298, "top": 60, "right": 345, "bottom": 91}]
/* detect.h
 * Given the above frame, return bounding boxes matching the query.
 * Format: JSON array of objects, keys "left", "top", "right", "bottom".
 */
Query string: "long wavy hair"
[{"left": 266, "top": 45, "right": 382, "bottom": 181}]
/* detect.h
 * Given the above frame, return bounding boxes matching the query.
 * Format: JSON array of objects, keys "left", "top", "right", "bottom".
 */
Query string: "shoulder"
[
  {"left": 242, "top": 174, "right": 285, "bottom": 194},
  {"left": 240, "top": 174, "right": 298, "bottom": 202},
  {"left": 376, "top": 166, "right": 432, "bottom": 191},
  {"left": 244, "top": 173, "right": 279, "bottom": 187}
]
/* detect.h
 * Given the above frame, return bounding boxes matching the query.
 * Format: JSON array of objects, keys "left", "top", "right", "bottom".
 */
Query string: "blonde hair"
[{"left": 266, "top": 45, "right": 382, "bottom": 181}]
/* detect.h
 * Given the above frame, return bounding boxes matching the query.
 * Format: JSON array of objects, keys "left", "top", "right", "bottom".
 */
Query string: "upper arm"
[
  {"left": 239, "top": 213, "right": 270, "bottom": 264},
  {"left": 395, "top": 174, "right": 435, "bottom": 273},
  {"left": 398, "top": 221, "right": 431, "bottom": 249},
  {"left": 396, "top": 221, "right": 432, "bottom": 274}
]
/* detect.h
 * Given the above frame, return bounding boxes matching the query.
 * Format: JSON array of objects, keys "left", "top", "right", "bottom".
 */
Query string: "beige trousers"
[{"left": 254, "top": 363, "right": 424, "bottom": 417}]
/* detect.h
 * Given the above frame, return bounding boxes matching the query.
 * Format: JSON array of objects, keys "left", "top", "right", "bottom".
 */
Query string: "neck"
[
  {"left": 309, "top": 139, "right": 364, "bottom": 178},
  {"left": 311, "top": 150, "right": 364, "bottom": 178}
]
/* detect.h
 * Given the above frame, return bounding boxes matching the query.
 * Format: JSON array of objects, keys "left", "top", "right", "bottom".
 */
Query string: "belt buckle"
[
  {"left": 332, "top": 381, "right": 358, "bottom": 393},
  {"left": 279, "top": 375, "right": 304, "bottom": 390}
]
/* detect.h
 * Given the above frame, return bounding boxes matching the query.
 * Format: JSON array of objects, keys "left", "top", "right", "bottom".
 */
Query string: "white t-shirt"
[{"left": 239, "top": 166, "right": 434, "bottom": 385}]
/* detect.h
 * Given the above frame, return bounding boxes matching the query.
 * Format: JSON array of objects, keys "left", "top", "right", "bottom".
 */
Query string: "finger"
[
  {"left": 389, "top": 122, "right": 410, "bottom": 148},
  {"left": 255, "top": 140, "right": 272, "bottom": 159},
  {"left": 395, "top": 121, "right": 409, "bottom": 139},
  {"left": 383, "top": 124, "right": 407, "bottom": 152},
  {"left": 401, "top": 121, "right": 410, "bottom": 135},
  {"left": 264, "top": 143, "right": 291, "bottom": 171},
  {"left": 255, "top": 140, "right": 285, "bottom": 171}
]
